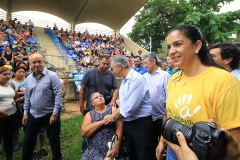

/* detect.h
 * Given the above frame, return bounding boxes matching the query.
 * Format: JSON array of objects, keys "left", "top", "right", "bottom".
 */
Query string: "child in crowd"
[{"left": 3, "top": 61, "right": 13, "bottom": 76}]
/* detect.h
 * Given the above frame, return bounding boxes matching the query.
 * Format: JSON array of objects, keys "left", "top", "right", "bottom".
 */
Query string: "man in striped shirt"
[{"left": 143, "top": 53, "right": 171, "bottom": 151}]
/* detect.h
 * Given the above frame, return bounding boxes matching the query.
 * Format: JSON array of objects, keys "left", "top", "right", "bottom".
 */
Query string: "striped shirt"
[{"left": 143, "top": 68, "right": 170, "bottom": 121}]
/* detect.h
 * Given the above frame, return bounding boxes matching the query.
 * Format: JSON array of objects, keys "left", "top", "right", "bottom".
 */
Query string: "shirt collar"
[
  {"left": 123, "top": 69, "right": 135, "bottom": 81},
  {"left": 147, "top": 67, "right": 162, "bottom": 75},
  {"left": 41, "top": 67, "right": 47, "bottom": 75}
]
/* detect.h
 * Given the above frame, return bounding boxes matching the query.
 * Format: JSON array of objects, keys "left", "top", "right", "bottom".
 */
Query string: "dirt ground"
[{"left": 61, "top": 101, "right": 82, "bottom": 120}]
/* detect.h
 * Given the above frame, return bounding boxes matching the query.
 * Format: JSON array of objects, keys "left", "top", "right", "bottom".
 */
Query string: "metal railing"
[
  {"left": 45, "top": 60, "right": 69, "bottom": 78},
  {"left": 43, "top": 54, "right": 76, "bottom": 72}
]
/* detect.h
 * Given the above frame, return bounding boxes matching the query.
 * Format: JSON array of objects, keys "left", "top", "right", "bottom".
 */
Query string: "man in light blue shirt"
[
  {"left": 166, "top": 56, "right": 180, "bottom": 76},
  {"left": 22, "top": 53, "right": 62, "bottom": 160},
  {"left": 133, "top": 56, "right": 147, "bottom": 75},
  {"left": 104, "top": 55, "right": 155, "bottom": 160},
  {"left": 143, "top": 53, "right": 170, "bottom": 150},
  {"left": 69, "top": 65, "right": 85, "bottom": 93}
]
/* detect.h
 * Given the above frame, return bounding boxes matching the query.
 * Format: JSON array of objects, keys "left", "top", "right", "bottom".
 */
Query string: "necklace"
[{"left": 183, "top": 82, "right": 187, "bottom": 87}]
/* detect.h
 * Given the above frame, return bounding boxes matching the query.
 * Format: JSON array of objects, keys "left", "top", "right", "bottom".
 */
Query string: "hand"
[
  {"left": 22, "top": 116, "right": 28, "bottom": 126},
  {"left": 164, "top": 132, "right": 198, "bottom": 160},
  {"left": 0, "top": 110, "right": 8, "bottom": 119},
  {"left": 104, "top": 115, "right": 114, "bottom": 124},
  {"left": 222, "top": 129, "right": 240, "bottom": 160},
  {"left": 108, "top": 101, "right": 116, "bottom": 107},
  {"left": 80, "top": 107, "right": 88, "bottom": 116},
  {"left": 107, "top": 146, "right": 119, "bottom": 158},
  {"left": 49, "top": 115, "right": 58, "bottom": 125},
  {"left": 156, "top": 136, "right": 167, "bottom": 160}
]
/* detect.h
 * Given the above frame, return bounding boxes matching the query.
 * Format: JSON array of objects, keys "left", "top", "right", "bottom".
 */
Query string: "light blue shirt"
[
  {"left": 143, "top": 68, "right": 170, "bottom": 121},
  {"left": 69, "top": 70, "right": 85, "bottom": 86},
  {"left": 166, "top": 67, "right": 181, "bottom": 76},
  {"left": 231, "top": 68, "right": 240, "bottom": 81},
  {"left": 24, "top": 68, "right": 62, "bottom": 118},
  {"left": 119, "top": 69, "right": 152, "bottom": 121},
  {"left": 133, "top": 65, "right": 147, "bottom": 75}
]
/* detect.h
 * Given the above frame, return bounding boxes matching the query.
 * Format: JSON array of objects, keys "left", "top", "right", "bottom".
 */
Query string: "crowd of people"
[
  {"left": 51, "top": 25, "right": 135, "bottom": 68},
  {"left": 1, "top": 18, "right": 240, "bottom": 160},
  {"left": 0, "top": 18, "right": 38, "bottom": 73}
]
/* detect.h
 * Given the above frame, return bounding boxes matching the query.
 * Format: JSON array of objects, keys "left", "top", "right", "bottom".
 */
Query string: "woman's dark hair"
[
  {"left": 12, "top": 67, "right": 26, "bottom": 78},
  {"left": 169, "top": 24, "right": 219, "bottom": 68},
  {"left": 14, "top": 66, "right": 26, "bottom": 73},
  {"left": 16, "top": 61, "right": 27, "bottom": 68},
  {"left": 169, "top": 24, "right": 220, "bottom": 82}
]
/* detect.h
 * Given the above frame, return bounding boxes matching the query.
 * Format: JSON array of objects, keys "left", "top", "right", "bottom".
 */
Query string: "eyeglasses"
[{"left": 91, "top": 94, "right": 103, "bottom": 101}]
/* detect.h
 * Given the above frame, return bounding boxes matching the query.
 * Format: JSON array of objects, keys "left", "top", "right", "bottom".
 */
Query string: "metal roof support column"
[
  {"left": 71, "top": 21, "right": 76, "bottom": 31},
  {"left": 6, "top": 0, "right": 12, "bottom": 21}
]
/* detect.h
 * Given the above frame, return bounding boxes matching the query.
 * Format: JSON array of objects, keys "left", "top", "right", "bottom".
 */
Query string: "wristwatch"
[{"left": 53, "top": 112, "right": 58, "bottom": 117}]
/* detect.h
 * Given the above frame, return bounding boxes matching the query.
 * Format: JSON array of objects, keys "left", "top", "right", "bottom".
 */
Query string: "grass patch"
[{"left": 2, "top": 115, "right": 84, "bottom": 160}]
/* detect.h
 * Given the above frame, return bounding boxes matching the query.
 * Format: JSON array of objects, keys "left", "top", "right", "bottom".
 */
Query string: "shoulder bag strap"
[{"left": 94, "top": 68, "right": 98, "bottom": 92}]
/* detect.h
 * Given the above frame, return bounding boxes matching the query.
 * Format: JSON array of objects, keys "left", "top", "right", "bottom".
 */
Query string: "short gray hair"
[
  {"left": 111, "top": 55, "right": 129, "bottom": 68},
  {"left": 142, "top": 52, "right": 159, "bottom": 66}
]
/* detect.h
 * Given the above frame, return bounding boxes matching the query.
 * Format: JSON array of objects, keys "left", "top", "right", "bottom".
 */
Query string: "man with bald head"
[{"left": 22, "top": 53, "right": 62, "bottom": 160}]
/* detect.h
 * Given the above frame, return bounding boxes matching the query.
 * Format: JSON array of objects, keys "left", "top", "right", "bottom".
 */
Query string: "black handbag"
[{"left": 118, "top": 139, "right": 131, "bottom": 157}]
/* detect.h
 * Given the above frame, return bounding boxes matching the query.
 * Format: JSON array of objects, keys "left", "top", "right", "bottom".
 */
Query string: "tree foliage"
[
  {"left": 128, "top": 0, "right": 192, "bottom": 52},
  {"left": 128, "top": 0, "right": 240, "bottom": 52}
]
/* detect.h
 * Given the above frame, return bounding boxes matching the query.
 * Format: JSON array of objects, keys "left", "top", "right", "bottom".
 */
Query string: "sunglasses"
[{"left": 91, "top": 94, "right": 103, "bottom": 101}]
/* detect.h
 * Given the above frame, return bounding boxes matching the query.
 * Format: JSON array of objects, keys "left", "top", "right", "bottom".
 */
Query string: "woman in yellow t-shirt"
[{"left": 156, "top": 24, "right": 240, "bottom": 160}]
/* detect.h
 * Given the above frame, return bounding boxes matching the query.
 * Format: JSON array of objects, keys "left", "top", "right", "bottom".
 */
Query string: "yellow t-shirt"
[{"left": 167, "top": 67, "right": 240, "bottom": 130}]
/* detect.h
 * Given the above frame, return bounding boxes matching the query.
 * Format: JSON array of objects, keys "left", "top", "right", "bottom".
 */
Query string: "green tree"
[
  {"left": 129, "top": 0, "right": 240, "bottom": 50},
  {"left": 128, "top": 0, "right": 192, "bottom": 52},
  {"left": 185, "top": 0, "right": 240, "bottom": 45}
]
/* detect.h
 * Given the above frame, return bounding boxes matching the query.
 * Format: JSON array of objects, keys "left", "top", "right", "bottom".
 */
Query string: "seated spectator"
[
  {"left": 5, "top": 25, "right": 12, "bottom": 35},
  {"left": 88, "top": 59, "right": 94, "bottom": 68},
  {"left": 16, "top": 31, "right": 23, "bottom": 40},
  {"left": 84, "top": 53, "right": 91, "bottom": 64},
  {"left": 14, "top": 48, "right": 28, "bottom": 66},
  {"left": 23, "top": 28, "right": 30, "bottom": 37},
  {"left": 28, "top": 25, "right": 34, "bottom": 34},
  {"left": 2, "top": 46, "right": 14, "bottom": 68},
  {"left": 26, "top": 43, "right": 36, "bottom": 52},
  {"left": 14, "top": 43, "right": 21, "bottom": 53},
  {"left": 11, "top": 38, "right": 18, "bottom": 52},
  {"left": 1, "top": 36, "right": 9, "bottom": 53},
  {"left": 3, "top": 61, "right": 13, "bottom": 73},
  {"left": 80, "top": 92, "right": 123, "bottom": 160}
]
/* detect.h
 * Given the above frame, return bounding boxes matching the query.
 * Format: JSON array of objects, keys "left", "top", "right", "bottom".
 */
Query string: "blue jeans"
[
  {"left": 22, "top": 113, "right": 62, "bottom": 160},
  {"left": 166, "top": 146, "right": 177, "bottom": 160}
]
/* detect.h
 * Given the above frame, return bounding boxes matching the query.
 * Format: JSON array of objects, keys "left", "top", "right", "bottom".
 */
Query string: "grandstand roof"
[{"left": 0, "top": 0, "right": 148, "bottom": 31}]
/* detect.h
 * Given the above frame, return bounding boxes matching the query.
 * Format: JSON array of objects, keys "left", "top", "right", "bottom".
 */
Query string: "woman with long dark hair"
[{"left": 156, "top": 24, "right": 240, "bottom": 160}]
